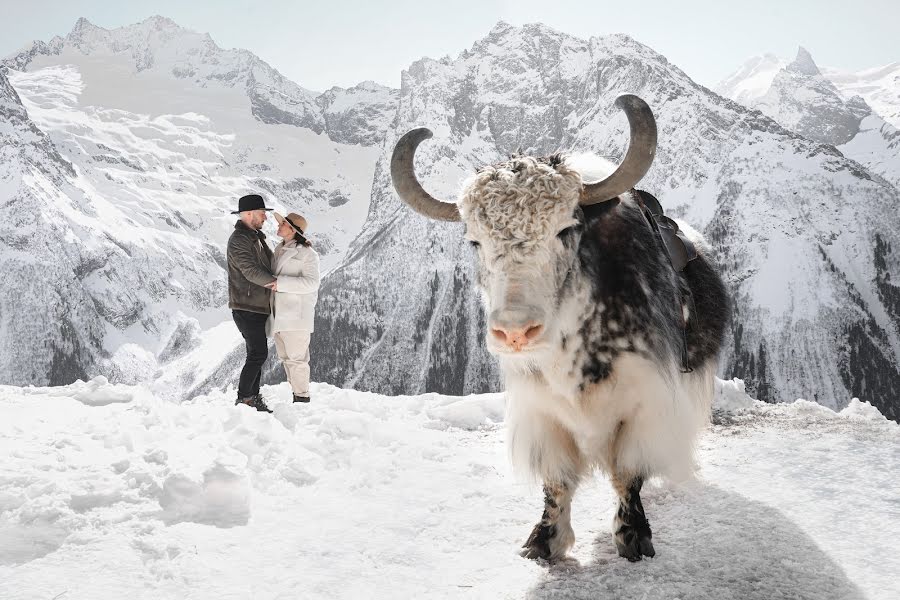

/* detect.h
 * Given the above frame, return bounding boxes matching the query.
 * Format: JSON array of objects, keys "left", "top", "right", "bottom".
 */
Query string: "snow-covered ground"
[{"left": 1, "top": 378, "right": 897, "bottom": 599}]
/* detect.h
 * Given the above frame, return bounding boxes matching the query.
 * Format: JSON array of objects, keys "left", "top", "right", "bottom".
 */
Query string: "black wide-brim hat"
[{"left": 231, "top": 194, "right": 274, "bottom": 214}]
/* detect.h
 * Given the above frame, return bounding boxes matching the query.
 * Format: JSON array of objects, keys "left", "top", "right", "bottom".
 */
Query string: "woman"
[{"left": 266, "top": 212, "right": 320, "bottom": 403}]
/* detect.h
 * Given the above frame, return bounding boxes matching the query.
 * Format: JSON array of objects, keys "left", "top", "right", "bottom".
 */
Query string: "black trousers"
[{"left": 232, "top": 310, "right": 269, "bottom": 399}]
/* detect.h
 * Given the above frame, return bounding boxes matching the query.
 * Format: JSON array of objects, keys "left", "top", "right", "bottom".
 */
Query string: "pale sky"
[{"left": 1, "top": 0, "right": 898, "bottom": 92}]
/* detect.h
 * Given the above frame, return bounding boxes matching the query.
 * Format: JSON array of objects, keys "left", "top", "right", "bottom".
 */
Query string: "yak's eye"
[
  {"left": 556, "top": 225, "right": 578, "bottom": 240},
  {"left": 468, "top": 240, "right": 481, "bottom": 249}
]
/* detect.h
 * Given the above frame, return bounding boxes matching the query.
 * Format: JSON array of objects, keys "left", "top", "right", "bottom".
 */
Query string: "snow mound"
[
  {"left": 0, "top": 521, "right": 69, "bottom": 567},
  {"left": 840, "top": 397, "right": 890, "bottom": 422},
  {"left": 424, "top": 392, "right": 505, "bottom": 430},
  {"left": 68, "top": 376, "right": 137, "bottom": 406},
  {"left": 713, "top": 378, "right": 759, "bottom": 412},
  {"left": 17, "top": 375, "right": 139, "bottom": 406},
  {"left": 159, "top": 465, "right": 250, "bottom": 527}
]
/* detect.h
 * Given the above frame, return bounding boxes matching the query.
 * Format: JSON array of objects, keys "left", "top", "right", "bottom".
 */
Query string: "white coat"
[{"left": 268, "top": 242, "right": 320, "bottom": 333}]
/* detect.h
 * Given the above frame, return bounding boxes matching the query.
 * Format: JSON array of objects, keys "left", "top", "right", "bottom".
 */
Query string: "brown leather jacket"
[{"left": 227, "top": 220, "right": 275, "bottom": 314}]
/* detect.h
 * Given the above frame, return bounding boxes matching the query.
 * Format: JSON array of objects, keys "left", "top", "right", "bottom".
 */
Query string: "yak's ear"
[{"left": 391, "top": 128, "right": 461, "bottom": 222}]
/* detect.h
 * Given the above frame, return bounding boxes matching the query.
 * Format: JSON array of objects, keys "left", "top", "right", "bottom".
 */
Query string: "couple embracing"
[{"left": 226, "top": 194, "right": 320, "bottom": 412}]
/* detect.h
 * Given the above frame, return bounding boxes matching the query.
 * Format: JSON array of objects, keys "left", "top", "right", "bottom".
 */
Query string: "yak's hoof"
[
  {"left": 521, "top": 521, "right": 574, "bottom": 561},
  {"left": 522, "top": 521, "right": 554, "bottom": 560},
  {"left": 614, "top": 522, "right": 655, "bottom": 562}
]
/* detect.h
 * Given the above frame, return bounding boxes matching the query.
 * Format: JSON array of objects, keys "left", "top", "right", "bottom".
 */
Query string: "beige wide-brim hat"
[{"left": 273, "top": 211, "right": 308, "bottom": 234}]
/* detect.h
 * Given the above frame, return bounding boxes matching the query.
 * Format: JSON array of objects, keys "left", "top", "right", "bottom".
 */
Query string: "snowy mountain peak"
[
  {"left": 487, "top": 20, "right": 515, "bottom": 36},
  {"left": 715, "top": 54, "right": 788, "bottom": 104},
  {"left": 62, "top": 14, "right": 213, "bottom": 61},
  {"left": 68, "top": 14, "right": 188, "bottom": 41},
  {"left": 69, "top": 16, "right": 99, "bottom": 35},
  {"left": 64, "top": 18, "right": 101, "bottom": 46},
  {"left": 317, "top": 80, "right": 399, "bottom": 146},
  {"left": 787, "top": 46, "right": 822, "bottom": 76},
  {"left": 4, "top": 16, "right": 333, "bottom": 133},
  {"left": 751, "top": 47, "right": 874, "bottom": 146},
  {"left": 485, "top": 20, "right": 641, "bottom": 50},
  {"left": 717, "top": 47, "right": 900, "bottom": 187},
  {"left": 471, "top": 20, "right": 576, "bottom": 55},
  {"left": 329, "top": 79, "right": 393, "bottom": 94},
  {"left": 458, "top": 21, "right": 668, "bottom": 93},
  {"left": 138, "top": 14, "right": 182, "bottom": 31}
]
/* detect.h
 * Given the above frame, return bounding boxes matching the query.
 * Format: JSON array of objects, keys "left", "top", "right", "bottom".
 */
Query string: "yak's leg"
[
  {"left": 522, "top": 479, "right": 579, "bottom": 561},
  {"left": 518, "top": 420, "right": 584, "bottom": 561},
  {"left": 611, "top": 474, "right": 655, "bottom": 561}
]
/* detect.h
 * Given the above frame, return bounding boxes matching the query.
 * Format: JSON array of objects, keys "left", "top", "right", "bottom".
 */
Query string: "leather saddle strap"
[{"left": 633, "top": 190, "right": 697, "bottom": 272}]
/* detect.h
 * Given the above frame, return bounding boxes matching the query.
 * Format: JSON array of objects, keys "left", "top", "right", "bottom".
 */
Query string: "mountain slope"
[
  {"left": 0, "top": 66, "right": 227, "bottom": 385},
  {"left": 717, "top": 49, "right": 900, "bottom": 189},
  {"left": 0, "top": 69, "right": 101, "bottom": 384},
  {"left": 825, "top": 61, "right": 900, "bottom": 129}
]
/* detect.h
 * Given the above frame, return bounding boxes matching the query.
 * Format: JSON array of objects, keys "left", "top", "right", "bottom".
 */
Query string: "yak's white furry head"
[
  {"left": 457, "top": 154, "right": 616, "bottom": 357},
  {"left": 458, "top": 154, "right": 616, "bottom": 250}
]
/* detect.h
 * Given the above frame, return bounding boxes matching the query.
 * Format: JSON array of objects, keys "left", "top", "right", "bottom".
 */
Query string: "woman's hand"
[{"left": 265, "top": 280, "right": 278, "bottom": 292}]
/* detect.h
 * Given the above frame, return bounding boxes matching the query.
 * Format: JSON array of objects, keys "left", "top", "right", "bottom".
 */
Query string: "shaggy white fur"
[
  {"left": 459, "top": 157, "right": 583, "bottom": 252},
  {"left": 562, "top": 153, "right": 618, "bottom": 185},
  {"left": 459, "top": 154, "right": 709, "bottom": 475},
  {"left": 503, "top": 315, "right": 712, "bottom": 485}
]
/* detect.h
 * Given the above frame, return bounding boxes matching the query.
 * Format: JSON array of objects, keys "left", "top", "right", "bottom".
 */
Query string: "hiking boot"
[
  {"left": 235, "top": 394, "right": 273, "bottom": 413},
  {"left": 293, "top": 394, "right": 310, "bottom": 403},
  {"left": 252, "top": 393, "right": 273, "bottom": 413}
]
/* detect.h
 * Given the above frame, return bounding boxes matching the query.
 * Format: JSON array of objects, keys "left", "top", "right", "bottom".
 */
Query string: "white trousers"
[{"left": 274, "top": 331, "right": 311, "bottom": 396}]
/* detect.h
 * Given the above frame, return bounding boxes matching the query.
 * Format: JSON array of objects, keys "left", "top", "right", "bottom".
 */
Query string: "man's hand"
[{"left": 265, "top": 280, "right": 278, "bottom": 292}]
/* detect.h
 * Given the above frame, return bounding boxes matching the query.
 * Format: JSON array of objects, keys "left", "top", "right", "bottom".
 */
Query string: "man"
[{"left": 227, "top": 193, "right": 277, "bottom": 412}]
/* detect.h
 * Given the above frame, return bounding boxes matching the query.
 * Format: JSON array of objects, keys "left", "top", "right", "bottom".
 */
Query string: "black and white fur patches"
[{"left": 459, "top": 153, "right": 729, "bottom": 562}]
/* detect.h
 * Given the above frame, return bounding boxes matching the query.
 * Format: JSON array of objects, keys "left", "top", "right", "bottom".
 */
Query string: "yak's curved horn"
[
  {"left": 581, "top": 95, "right": 658, "bottom": 205},
  {"left": 390, "top": 128, "right": 461, "bottom": 222}
]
